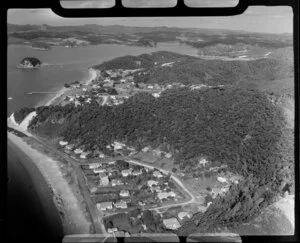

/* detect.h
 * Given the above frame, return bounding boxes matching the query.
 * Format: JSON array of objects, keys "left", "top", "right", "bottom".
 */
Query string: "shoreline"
[
  {"left": 35, "top": 67, "right": 98, "bottom": 108},
  {"left": 7, "top": 130, "right": 92, "bottom": 235},
  {"left": 6, "top": 65, "right": 98, "bottom": 234},
  {"left": 7, "top": 138, "right": 64, "bottom": 238}
]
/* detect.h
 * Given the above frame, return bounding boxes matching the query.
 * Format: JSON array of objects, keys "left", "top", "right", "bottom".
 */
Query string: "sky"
[{"left": 7, "top": 2, "right": 293, "bottom": 34}]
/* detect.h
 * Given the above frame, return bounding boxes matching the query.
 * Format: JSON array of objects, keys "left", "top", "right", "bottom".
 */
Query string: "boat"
[{"left": 8, "top": 97, "right": 13, "bottom": 100}]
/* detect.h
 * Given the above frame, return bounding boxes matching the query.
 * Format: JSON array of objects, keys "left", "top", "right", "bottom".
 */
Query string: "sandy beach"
[
  {"left": 6, "top": 67, "right": 99, "bottom": 235},
  {"left": 7, "top": 131, "right": 92, "bottom": 234}
]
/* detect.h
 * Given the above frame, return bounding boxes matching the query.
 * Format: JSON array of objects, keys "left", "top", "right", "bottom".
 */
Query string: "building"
[
  {"left": 178, "top": 212, "right": 191, "bottom": 221},
  {"left": 153, "top": 170, "right": 163, "bottom": 178},
  {"left": 114, "top": 200, "right": 127, "bottom": 209},
  {"left": 80, "top": 151, "right": 91, "bottom": 159},
  {"left": 100, "top": 176, "right": 109, "bottom": 186},
  {"left": 142, "top": 146, "right": 150, "bottom": 152},
  {"left": 120, "top": 189, "right": 130, "bottom": 197},
  {"left": 152, "top": 149, "right": 163, "bottom": 157},
  {"left": 65, "top": 144, "right": 75, "bottom": 150},
  {"left": 157, "top": 191, "right": 176, "bottom": 200},
  {"left": 217, "top": 177, "right": 227, "bottom": 183},
  {"left": 74, "top": 148, "right": 83, "bottom": 154},
  {"left": 107, "top": 228, "right": 118, "bottom": 233},
  {"left": 93, "top": 168, "right": 106, "bottom": 174},
  {"left": 132, "top": 170, "right": 142, "bottom": 176},
  {"left": 96, "top": 202, "right": 113, "bottom": 211},
  {"left": 163, "top": 218, "right": 181, "bottom": 230},
  {"left": 198, "top": 158, "right": 209, "bottom": 166},
  {"left": 147, "top": 180, "right": 159, "bottom": 187},
  {"left": 89, "top": 163, "right": 101, "bottom": 169},
  {"left": 151, "top": 186, "right": 161, "bottom": 193},
  {"left": 122, "top": 169, "right": 132, "bottom": 177},
  {"left": 59, "top": 141, "right": 68, "bottom": 146},
  {"left": 111, "top": 179, "right": 123, "bottom": 187},
  {"left": 99, "top": 153, "right": 105, "bottom": 158},
  {"left": 165, "top": 153, "right": 172, "bottom": 159},
  {"left": 152, "top": 93, "right": 160, "bottom": 98}
]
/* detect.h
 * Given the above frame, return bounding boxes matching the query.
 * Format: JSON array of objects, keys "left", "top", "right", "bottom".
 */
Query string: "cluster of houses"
[
  {"left": 162, "top": 211, "right": 192, "bottom": 230},
  {"left": 59, "top": 140, "right": 105, "bottom": 159}
]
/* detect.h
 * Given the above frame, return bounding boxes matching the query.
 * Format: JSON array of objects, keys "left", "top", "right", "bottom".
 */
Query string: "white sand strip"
[{"left": 7, "top": 132, "right": 91, "bottom": 234}]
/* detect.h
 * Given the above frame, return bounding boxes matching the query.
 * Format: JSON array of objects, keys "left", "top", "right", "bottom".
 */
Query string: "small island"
[{"left": 17, "top": 57, "right": 42, "bottom": 69}]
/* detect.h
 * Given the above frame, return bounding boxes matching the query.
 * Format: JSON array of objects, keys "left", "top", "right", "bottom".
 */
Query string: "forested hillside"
[
  {"left": 93, "top": 50, "right": 293, "bottom": 88},
  {"left": 25, "top": 86, "right": 294, "bottom": 234}
]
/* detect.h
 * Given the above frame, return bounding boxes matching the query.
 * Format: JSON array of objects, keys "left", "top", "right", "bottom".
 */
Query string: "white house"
[
  {"left": 153, "top": 171, "right": 163, "bottom": 178},
  {"left": 80, "top": 151, "right": 90, "bottom": 159},
  {"left": 147, "top": 180, "right": 158, "bottom": 187},
  {"left": 157, "top": 191, "right": 176, "bottom": 200},
  {"left": 152, "top": 93, "right": 160, "bottom": 98},
  {"left": 96, "top": 202, "right": 112, "bottom": 211},
  {"left": 74, "top": 148, "right": 84, "bottom": 154},
  {"left": 165, "top": 153, "right": 172, "bottom": 159},
  {"left": 99, "top": 153, "right": 105, "bottom": 158},
  {"left": 217, "top": 177, "right": 227, "bottom": 183},
  {"left": 89, "top": 163, "right": 101, "bottom": 169},
  {"left": 65, "top": 144, "right": 75, "bottom": 150},
  {"left": 114, "top": 200, "right": 127, "bottom": 209},
  {"left": 93, "top": 168, "right": 106, "bottom": 174},
  {"left": 132, "top": 170, "right": 142, "bottom": 176},
  {"left": 178, "top": 212, "right": 191, "bottom": 221},
  {"left": 122, "top": 169, "right": 132, "bottom": 177},
  {"left": 120, "top": 189, "right": 130, "bottom": 197},
  {"left": 163, "top": 218, "right": 181, "bottom": 230},
  {"left": 59, "top": 141, "right": 68, "bottom": 146},
  {"left": 142, "top": 146, "right": 150, "bottom": 152}
]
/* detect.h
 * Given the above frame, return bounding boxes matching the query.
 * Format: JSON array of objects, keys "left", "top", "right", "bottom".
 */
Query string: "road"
[
  {"left": 7, "top": 120, "right": 107, "bottom": 235},
  {"left": 34, "top": 135, "right": 107, "bottom": 235},
  {"left": 123, "top": 158, "right": 196, "bottom": 210}
]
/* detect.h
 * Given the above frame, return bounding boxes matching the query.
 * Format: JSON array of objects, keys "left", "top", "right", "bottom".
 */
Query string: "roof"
[
  {"left": 163, "top": 218, "right": 181, "bottom": 229},
  {"left": 97, "top": 201, "right": 112, "bottom": 209}
]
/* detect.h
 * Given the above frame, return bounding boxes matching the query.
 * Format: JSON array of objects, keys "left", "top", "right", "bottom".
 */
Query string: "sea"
[{"left": 6, "top": 42, "right": 198, "bottom": 240}]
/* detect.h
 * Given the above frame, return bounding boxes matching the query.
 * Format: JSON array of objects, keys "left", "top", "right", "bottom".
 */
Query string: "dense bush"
[{"left": 14, "top": 107, "right": 35, "bottom": 124}]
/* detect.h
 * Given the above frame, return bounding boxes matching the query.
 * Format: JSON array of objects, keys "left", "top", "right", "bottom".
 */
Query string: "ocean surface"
[{"left": 6, "top": 42, "right": 198, "bottom": 240}]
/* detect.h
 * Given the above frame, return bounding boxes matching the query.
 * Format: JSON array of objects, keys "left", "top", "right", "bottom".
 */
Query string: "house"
[
  {"left": 157, "top": 191, "right": 176, "bottom": 200},
  {"left": 132, "top": 170, "right": 142, "bottom": 176},
  {"left": 89, "top": 163, "right": 101, "bottom": 169},
  {"left": 153, "top": 171, "right": 163, "bottom": 178},
  {"left": 151, "top": 186, "right": 161, "bottom": 193},
  {"left": 147, "top": 180, "right": 158, "bottom": 187},
  {"left": 152, "top": 93, "right": 160, "bottom": 98},
  {"left": 217, "top": 177, "right": 227, "bottom": 183},
  {"left": 93, "top": 168, "right": 106, "bottom": 174},
  {"left": 142, "top": 146, "right": 150, "bottom": 152},
  {"left": 65, "top": 144, "right": 75, "bottom": 150},
  {"left": 107, "top": 228, "right": 118, "bottom": 233},
  {"left": 108, "top": 161, "right": 115, "bottom": 165},
  {"left": 114, "top": 200, "right": 127, "bottom": 209},
  {"left": 178, "top": 212, "right": 191, "bottom": 221},
  {"left": 199, "top": 158, "right": 209, "bottom": 166},
  {"left": 148, "top": 85, "right": 154, "bottom": 89},
  {"left": 59, "top": 141, "right": 68, "bottom": 146},
  {"left": 122, "top": 169, "right": 132, "bottom": 177},
  {"left": 163, "top": 218, "right": 181, "bottom": 230},
  {"left": 120, "top": 189, "right": 130, "bottom": 197},
  {"left": 74, "top": 148, "right": 84, "bottom": 154},
  {"left": 82, "top": 88, "right": 87, "bottom": 91},
  {"left": 96, "top": 202, "right": 113, "bottom": 211},
  {"left": 80, "top": 151, "right": 91, "bottom": 159},
  {"left": 111, "top": 179, "right": 123, "bottom": 187},
  {"left": 100, "top": 176, "right": 109, "bottom": 186},
  {"left": 99, "top": 153, "right": 105, "bottom": 158},
  {"left": 165, "top": 153, "right": 172, "bottom": 159}
]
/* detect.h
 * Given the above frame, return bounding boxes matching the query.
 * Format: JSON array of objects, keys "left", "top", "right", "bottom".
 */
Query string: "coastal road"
[{"left": 30, "top": 136, "right": 108, "bottom": 235}]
